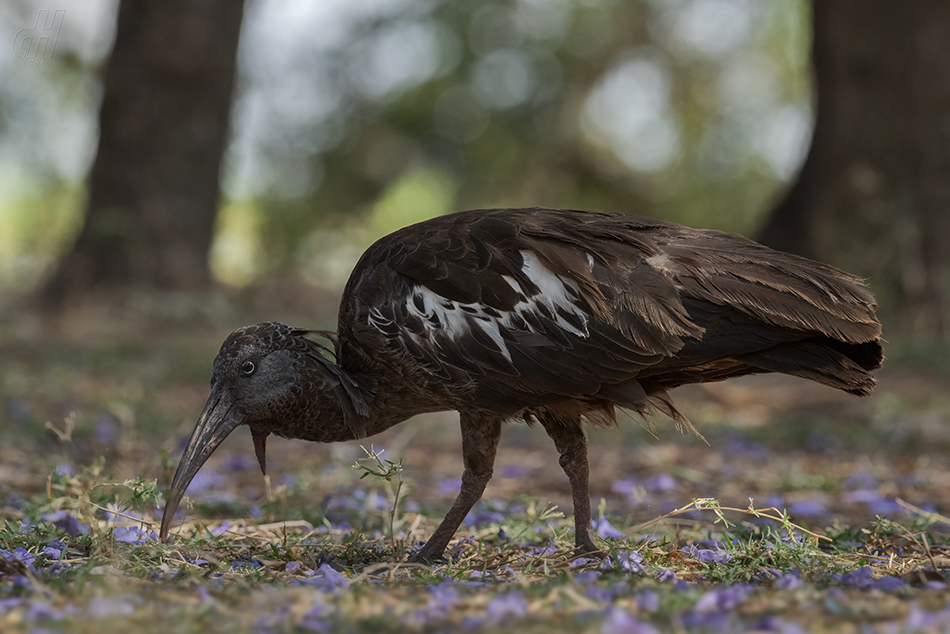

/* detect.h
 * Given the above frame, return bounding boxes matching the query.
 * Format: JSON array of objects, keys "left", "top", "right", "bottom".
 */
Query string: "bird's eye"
[{"left": 241, "top": 361, "right": 256, "bottom": 376}]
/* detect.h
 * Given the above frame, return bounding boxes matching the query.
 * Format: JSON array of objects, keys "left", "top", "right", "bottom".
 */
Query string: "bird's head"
[{"left": 159, "top": 322, "right": 366, "bottom": 542}]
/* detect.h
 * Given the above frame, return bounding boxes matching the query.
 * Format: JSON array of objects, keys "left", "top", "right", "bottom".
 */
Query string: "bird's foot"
[{"left": 406, "top": 546, "right": 447, "bottom": 565}]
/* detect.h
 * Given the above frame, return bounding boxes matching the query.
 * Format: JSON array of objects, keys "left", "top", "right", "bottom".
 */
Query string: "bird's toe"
[{"left": 407, "top": 548, "right": 447, "bottom": 565}]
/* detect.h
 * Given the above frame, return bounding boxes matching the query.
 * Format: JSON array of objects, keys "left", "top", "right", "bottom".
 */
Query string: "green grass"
[{"left": 3, "top": 455, "right": 950, "bottom": 633}]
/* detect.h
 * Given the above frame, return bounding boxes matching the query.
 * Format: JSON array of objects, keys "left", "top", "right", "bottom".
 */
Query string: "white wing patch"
[{"left": 378, "top": 250, "right": 592, "bottom": 363}]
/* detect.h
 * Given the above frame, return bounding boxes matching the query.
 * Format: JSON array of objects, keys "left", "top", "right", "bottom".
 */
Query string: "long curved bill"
[{"left": 160, "top": 390, "right": 242, "bottom": 542}]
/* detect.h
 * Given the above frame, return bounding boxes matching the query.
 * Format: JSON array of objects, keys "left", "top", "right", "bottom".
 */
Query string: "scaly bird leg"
[
  {"left": 538, "top": 412, "right": 600, "bottom": 557},
  {"left": 410, "top": 412, "right": 502, "bottom": 563}
]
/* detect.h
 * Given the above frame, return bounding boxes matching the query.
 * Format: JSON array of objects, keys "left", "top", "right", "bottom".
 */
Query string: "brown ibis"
[{"left": 159, "top": 208, "right": 882, "bottom": 561}]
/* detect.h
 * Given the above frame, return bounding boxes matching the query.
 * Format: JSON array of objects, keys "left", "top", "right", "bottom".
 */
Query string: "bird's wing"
[
  {"left": 342, "top": 209, "right": 706, "bottom": 415},
  {"left": 341, "top": 207, "right": 881, "bottom": 418}
]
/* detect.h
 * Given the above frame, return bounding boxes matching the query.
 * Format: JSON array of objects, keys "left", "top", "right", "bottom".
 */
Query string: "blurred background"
[
  {"left": 0, "top": 0, "right": 819, "bottom": 302},
  {"left": 2, "top": 0, "right": 950, "bottom": 528},
  {"left": 4, "top": 0, "right": 949, "bottom": 333}
]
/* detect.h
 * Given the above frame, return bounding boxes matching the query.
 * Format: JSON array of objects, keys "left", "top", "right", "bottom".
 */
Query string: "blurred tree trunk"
[
  {"left": 761, "top": 0, "right": 950, "bottom": 337},
  {"left": 41, "top": 0, "right": 244, "bottom": 303},
  {"left": 759, "top": 1, "right": 950, "bottom": 336}
]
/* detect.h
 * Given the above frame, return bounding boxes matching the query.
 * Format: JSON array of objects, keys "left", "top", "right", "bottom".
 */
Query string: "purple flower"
[
  {"left": 905, "top": 605, "right": 943, "bottom": 630},
  {"left": 873, "top": 576, "right": 906, "bottom": 592},
  {"left": 831, "top": 566, "right": 873, "bottom": 589},
  {"left": 843, "top": 489, "right": 880, "bottom": 504},
  {"left": 601, "top": 606, "right": 661, "bottom": 634},
  {"left": 501, "top": 464, "right": 532, "bottom": 478},
  {"left": 438, "top": 478, "right": 462, "bottom": 495},
  {"left": 681, "top": 544, "right": 731, "bottom": 563},
  {"left": 657, "top": 570, "right": 677, "bottom": 583},
  {"left": 285, "top": 561, "right": 301, "bottom": 572},
  {"left": 571, "top": 557, "right": 599, "bottom": 567},
  {"left": 844, "top": 470, "right": 878, "bottom": 490},
  {"left": 300, "top": 601, "right": 331, "bottom": 632},
  {"left": 611, "top": 479, "right": 640, "bottom": 497},
  {"left": 724, "top": 435, "right": 771, "bottom": 460},
  {"left": 593, "top": 515, "right": 625, "bottom": 540},
  {"left": 574, "top": 571, "right": 601, "bottom": 585},
  {"left": 586, "top": 585, "right": 616, "bottom": 602},
  {"left": 643, "top": 474, "right": 677, "bottom": 492},
  {"left": 294, "top": 564, "right": 348, "bottom": 591},
  {"left": 184, "top": 554, "right": 210, "bottom": 566},
  {"left": 2, "top": 546, "right": 36, "bottom": 566},
  {"left": 94, "top": 415, "right": 120, "bottom": 444},
  {"left": 209, "top": 521, "right": 231, "bottom": 536},
  {"left": 230, "top": 558, "right": 263, "bottom": 571},
  {"left": 776, "top": 570, "right": 803, "bottom": 591},
  {"left": 788, "top": 500, "right": 825, "bottom": 517},
  {"left": 826, "top": 587, "right": 847, "bottom": 601},
  {"left": 42, "top": 511, "right": 88, "bottom": 537},
  {"left": 0, "top": 598, "right": 24, "bottom": 613},
  {"left": 694, "top": 584, "right": 751, "bottom": 612},
  {"left": 113, "top": 526, "right": 157, "bottom": 544},
  {"left": 601, "top": 550, "right": 644, "bottom": 574},
  {"left": 423, "top": 582, "right": 460, "bottom": 620},
  {"left": 196, "top": 587, "right": 213, "bottom": 605},
  {"left": 637, "top": 589, "right": 659, "bottom": 613},
  {"left": 224, "top": 453, "right": 255, "bottom": 471},
  {"left": 464, "top": 511, "right": 505, "bottom": 528},
  {"left": 185, "top": 470, "right": 225, "bottom": 494},
  {"left": 867, "top": 499, "right": 904, "bottom": 516},
  {"left": 25, "top": 599, "right": 65, "bottom": 621},
  {"left": 486, "top": 592, "right": 528, "bottom": 620}
]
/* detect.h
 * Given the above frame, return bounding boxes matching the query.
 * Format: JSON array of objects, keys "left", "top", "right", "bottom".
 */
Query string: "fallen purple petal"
[
  {"left": 113, "top": 526, "right": 157, "bottom": 544},
  {"left": 501, "top": 464, "right": 532, "bottom": 478},
  {"left": 874, "top": 576, "right": 907, "bottom": 591},
  {"left": 643, "top": 474, "right": 677, "bottom": 492},
  {"left": 41, "top": 511, "right": 88, "bottom": 537},
  {"left": 437, "top": 478, "right": 462, "bottom": 495},
  {"left": 185, "top": 469, "right": 225, "bottom": 494},
  {"left": 611, "top": 479, "right": 639, "bottom": 497},
  {"left": 637, "top": 589, "right": 659, "bottom": 613},
  {"left": 486, "top": 591, "right": 528, "bottom": 620},
  {"left": 593, "top": 515, "right": 625, "bottom": 540},
  {"left": 571, "top": 557, "right": 599, "bottom": 567},
  {"left": 464, "top": 511, "right": 505, "bottom": 528},
  {"left": 601, "top": 606, "right": 661, "bottom": 634},
  {"left": 694, "top": 584, "right": 751, "bottom": 612},
  {"left": 682, "top": 543, "right": 732, "bottom": 563},
  {"left": 788, "top": 500, "right": 825, "bottom": 517}
]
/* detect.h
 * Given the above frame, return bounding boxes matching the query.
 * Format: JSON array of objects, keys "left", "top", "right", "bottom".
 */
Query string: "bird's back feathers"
[{"left": 338, "top": 208, "right": 882, "bottom": 426}]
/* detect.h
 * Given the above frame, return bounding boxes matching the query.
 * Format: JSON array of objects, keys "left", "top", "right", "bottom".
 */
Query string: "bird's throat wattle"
[{"left": 250, "top": 425, "right": 268, "bottom": 476}]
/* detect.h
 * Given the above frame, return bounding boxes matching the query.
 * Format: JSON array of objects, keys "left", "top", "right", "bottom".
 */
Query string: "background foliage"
[{"left": 0, "top": 0, "right": 810, "bottom": 292}]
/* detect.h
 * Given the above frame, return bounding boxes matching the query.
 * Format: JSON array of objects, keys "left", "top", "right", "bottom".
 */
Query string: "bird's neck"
[{"left": 281, "top": 357, "right": 436, "bottom": 444}]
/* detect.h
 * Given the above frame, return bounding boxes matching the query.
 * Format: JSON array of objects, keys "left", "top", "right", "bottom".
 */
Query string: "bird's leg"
[
  {"left": 538, "top": 414, "right": 600, "bottom": 558},
  {"left": 409, "top": 412, "right": 502, "bottom": 564}
]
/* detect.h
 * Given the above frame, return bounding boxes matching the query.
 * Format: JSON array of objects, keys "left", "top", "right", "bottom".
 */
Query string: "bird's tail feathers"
[{"left": 736, "top": 340, "right": 878, "bottom": 396}]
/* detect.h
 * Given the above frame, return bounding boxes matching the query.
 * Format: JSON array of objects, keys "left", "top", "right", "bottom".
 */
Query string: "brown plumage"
[{"left": 160, "top": 208, "right": 883, "bottom": 560}]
